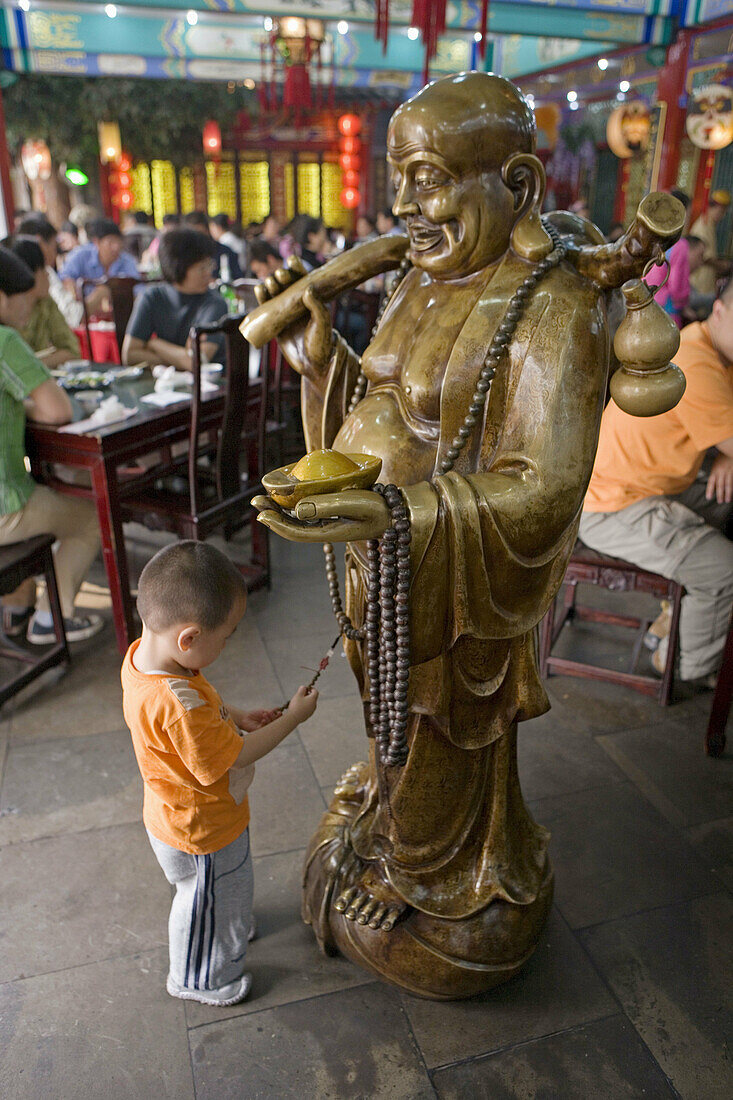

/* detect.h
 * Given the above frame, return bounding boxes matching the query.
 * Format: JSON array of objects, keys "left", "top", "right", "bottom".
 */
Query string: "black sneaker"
[
  {"left": 28, "top": 613, "right": 104, "bottom": 645},
  {"left": 1, "top": 606, "right": 34, "bottom": 638}
]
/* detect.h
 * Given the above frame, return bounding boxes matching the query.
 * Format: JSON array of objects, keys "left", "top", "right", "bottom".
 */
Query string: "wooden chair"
[
  {"left": 0, "top": 535, "right": 69, "bottom": 706},
  {"left": 539, "top": 541, "right": 684, "bottom": 706},
  {"left": 80, "top": 276, "right": 148, "bottom": 359},
  {"left": 118, "top": 315, "right": 270, "bottom": 591}
]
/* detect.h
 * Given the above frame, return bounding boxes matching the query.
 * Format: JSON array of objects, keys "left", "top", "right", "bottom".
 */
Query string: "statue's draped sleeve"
[{"left": 403, "top": 272, "right": 609, "bottom": 748}]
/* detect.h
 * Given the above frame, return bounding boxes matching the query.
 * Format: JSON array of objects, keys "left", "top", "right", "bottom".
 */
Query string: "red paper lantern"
[
  {"left": 338, "top": 113, "right": 361, "bottom": 137},
  {"left": 203, "top": 120, "right": 222, "bottom": 155},
  {"left": 341, "top": 136, "right": 361, "bottom": 155},
  {"left": 340, "top": 187, "right": 361, "bottom": 209},
  {"left": 119, "top": 191, "right": 132, "bottom": 208},
  {"left": 342, "top": 169, "right": 359, "bottom": 188},
  {"left": 339, "top": 153, "right": 361, "bottom": 172},
  {"left": 118, "top": 154, "right": 132, "bottom": 172}
]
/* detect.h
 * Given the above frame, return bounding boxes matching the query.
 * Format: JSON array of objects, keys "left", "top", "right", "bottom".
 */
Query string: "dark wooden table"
[{"left": 26, "top": 369, "right": 226, "bottom": 655}]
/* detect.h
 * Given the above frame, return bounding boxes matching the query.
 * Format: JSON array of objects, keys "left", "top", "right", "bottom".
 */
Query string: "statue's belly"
[{"left": 334, "top": 385, "right": 438, "bottom": 487}]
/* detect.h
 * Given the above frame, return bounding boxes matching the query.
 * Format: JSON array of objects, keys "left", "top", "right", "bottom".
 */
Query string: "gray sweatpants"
[
  {"left": 579, "top": 478, "right": 733, "bottom": 680},
  {"left": 147, "top": 827, "right": 253, "bottom": 992}
]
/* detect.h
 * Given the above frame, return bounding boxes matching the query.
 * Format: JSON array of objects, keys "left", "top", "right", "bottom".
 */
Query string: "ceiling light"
[
  {"left": 18, "top": 0, "right": 29, "bottom": 10},
  {"left": 597, "top": 58, "right": 608, "bottom": 71},
  {"left": 186, "top": 9, "right": 197, "bottom": 25},
  {"left": 569, "top": 101, "right": 579, "bottom": 111},
  {"left": 244, "top": 78, "right": 255, "bottom": 89},
  {"left": 105, "top": 4, "right": 117, "bottom": 17},
  {"left": 567, "top": 90, "right": 577, "bottom": 102},
  {"left": 616, "top": 91, "right": 626, "bottom": 101},
  {"left": 337, "top": 20, "right": 349, "bottom": 35},
  {"left": 263, "top": 16, "right": 272, "bottom": 32},
  {"left": 619, "top": 80, "right": 630, "bottom": 92},
  {"left": 474, "top": 32, "right": 482, "bottom": 43},
  {"left": 407, "top": 26, "right": 419, "bottom": 41}
]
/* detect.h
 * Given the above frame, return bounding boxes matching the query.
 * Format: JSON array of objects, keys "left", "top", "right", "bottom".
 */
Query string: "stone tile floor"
[{"left": 0, "top": 528, "right": 731, "bottom": 1099}]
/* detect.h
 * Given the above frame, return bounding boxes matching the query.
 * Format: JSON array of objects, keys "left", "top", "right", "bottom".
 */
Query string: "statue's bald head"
[{"left": 388, "top": 72, "right": 536, "bottom": 176}]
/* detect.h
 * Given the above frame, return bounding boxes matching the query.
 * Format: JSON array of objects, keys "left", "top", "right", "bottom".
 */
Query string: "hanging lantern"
[
  {"left": 340, "top": 187, "right": 361, "bottom": 209},
  {"left": 21, "top": 140, "right": 52, "bottom": 181},
  {"left": 203, "top": 120, "right": 222, "bottom": 156},
  {"left": 338, "top": 113, "right": 361, "bottom": 137},
  {"left": 341, "top": 136, "right": 361, "bottom": 156},
  {"left": 98, "top": 121, "right": 122, "bottom": 165},
  {"left": 342, "top": 169, "right": 360, "bottom": 188},
  {"left": 339, "top": 153, "right": 361, "bottom": 173},
  {"left": 272, "top": 17, "right": 325, "bottom": 121}
]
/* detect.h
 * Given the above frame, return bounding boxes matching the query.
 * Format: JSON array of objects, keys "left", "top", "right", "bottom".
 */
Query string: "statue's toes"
[
  {"left": 334, "top": 885, "right": 357, "bottom": 912},
  {"left": 381, "top": 906, "right": 402, "bottom": 931},
  {"left": 345, "top": 892, "right": 369, "bottom": 920},
  {"left": 367, "top": 902, "right": 387, "bottom": 929},
  {"left": 356, "top": 897, "right": 378, "bottom": 925}
]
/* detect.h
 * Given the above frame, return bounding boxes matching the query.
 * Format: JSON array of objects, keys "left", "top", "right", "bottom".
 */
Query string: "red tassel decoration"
[
  {"left": 478, "top": 0, "right": 489, "bottom": 61},
  {"left": 375, "top": 0, "right": 390, "bottom": 55},
  {"left": 410, "top": 0, "right": 447, "bottom": 83}
]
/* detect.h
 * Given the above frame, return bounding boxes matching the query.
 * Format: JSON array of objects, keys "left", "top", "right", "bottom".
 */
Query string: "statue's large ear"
[{"left": 502, "top": 152, "right": 553, "bottom": 262}]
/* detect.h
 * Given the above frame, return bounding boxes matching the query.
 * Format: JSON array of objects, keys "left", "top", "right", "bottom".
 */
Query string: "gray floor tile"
[
  {"left": 581, "top": 894, "right": 733, "bottom": 1100},
  {"left": 5, "top": 640, "right": 125, "bottom": 742},
  {"left": 0, "top": 948, "right": 194, "bottom": 1100},
  {"left": 188, "top": 983, "right": 435, "bottom": 1100},
  {"left": 0, "top": 727, "right": 141, "bottom": 847},
  {"left": 545, "top": 675, "right": 685, "bottom": 736},
  {"left": 181, "top": 847, "right": 372, "bottom": 1027},
  {"left": 401, "top": 909, "right": 615, "bottom": 1069},
  {"left": 532, "top": 782, "right": 718, "bottom": 929},
  {"left": 205, "top": 614, "right": 283, "bottom": 707},
  {"left": 517, "top": 709, "right": 627, "bottom": 801},
  {"left": 431, "top": 1015, "right": 676, "bottom": 1099},
  {"left": 0, "top": 822, "right": 167, "bottom": 982},
  {"left": 264, "top": 630, "right": 357, "bottom": 700},
  {"left": 596, "top": 717, "right": 733, "bottom": 828},
  {"left": 301, "top": 692, "right": 369, "bottom": 787},
  {"left": 248, "top": 734, "right": 329, "bottom": 857},
  {"left": 687, "top": 816, "right": 733, "bottom": 891}
]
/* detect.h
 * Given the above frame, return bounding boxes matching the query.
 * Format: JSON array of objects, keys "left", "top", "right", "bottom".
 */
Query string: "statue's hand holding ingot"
[
  {"left": 254, "top": 489, "right": 390, "bottom": 543},
  {"left": 253, "top": 256, "right": 333, "bottom": 378}
]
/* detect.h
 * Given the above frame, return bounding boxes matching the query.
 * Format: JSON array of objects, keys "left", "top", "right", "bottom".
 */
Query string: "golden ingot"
[{"left": 262, "top": 449, "right": 382, "bottom": 509}]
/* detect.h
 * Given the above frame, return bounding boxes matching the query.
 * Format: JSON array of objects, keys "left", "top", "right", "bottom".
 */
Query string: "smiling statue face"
[{"left": 388, "top": 119, "right": 515, "bottom": 281}]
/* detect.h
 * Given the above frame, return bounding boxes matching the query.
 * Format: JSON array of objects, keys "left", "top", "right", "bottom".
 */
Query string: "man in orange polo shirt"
[{"left": 579, "top": 278, "right": 733, "bottom": 683}]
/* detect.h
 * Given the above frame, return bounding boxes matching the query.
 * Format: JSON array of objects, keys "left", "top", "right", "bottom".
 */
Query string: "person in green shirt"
[
  {"left": 11, "top": 237, "right": 80, "bottom": 368},
  {"left": 0, "top": 246, "right": 102, "bottom": 644}
]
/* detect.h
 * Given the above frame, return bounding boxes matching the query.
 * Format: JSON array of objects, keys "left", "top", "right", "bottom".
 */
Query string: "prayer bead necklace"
[{"left": 324, "top": 222, "right": 567, "bottom": 768}]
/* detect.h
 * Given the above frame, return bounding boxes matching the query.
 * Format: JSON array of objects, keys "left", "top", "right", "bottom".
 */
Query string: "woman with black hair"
[
  {"left": 0, "top": 246, "right": 102, "bottom": 643},
  {"left": 122, "top": 228, "right": 227, "bottom": 371},
  {"left": 10, "top": 237, "right": 80, "bottom": 368}
]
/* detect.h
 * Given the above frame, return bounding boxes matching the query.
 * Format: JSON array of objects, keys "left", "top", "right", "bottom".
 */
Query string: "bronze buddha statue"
[{"left": 244, "top": 72, "right": 684, "bottom": 999}]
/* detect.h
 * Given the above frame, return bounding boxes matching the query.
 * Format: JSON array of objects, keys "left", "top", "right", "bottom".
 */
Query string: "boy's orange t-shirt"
[
  {"left": 121, "top": 639, "right": 249, "bottom": 854},
  {"left": 585, "top": 322, "right": 733, "bottom": 513}
]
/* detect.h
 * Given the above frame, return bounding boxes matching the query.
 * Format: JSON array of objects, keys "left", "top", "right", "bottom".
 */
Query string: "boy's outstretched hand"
[
  {"left": 238, "top": 708, "right": 282, "bottom": 732},
  {"left": 288, "top": 685, "right": 319, "bottom": 724}
]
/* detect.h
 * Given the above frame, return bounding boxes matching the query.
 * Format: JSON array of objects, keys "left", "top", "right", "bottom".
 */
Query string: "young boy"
[{"left": 122, "top": 540, "right": 318, "bottom": 1007}]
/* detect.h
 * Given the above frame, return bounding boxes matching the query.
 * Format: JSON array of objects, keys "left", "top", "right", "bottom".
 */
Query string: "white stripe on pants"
[
  {"left": 579, "top": 479, "right": 733, "bottom": 680},
  {"left": 147, "top": 827, "right": 254, "bottom": 991}
]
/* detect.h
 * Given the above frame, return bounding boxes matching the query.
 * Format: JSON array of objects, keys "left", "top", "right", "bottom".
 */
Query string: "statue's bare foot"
[
  {"left": 334, "top": 862, "right": 406, "bottom": 931},
  {"left": 333, "top": 762, "right": 369, "bottom": 803}
]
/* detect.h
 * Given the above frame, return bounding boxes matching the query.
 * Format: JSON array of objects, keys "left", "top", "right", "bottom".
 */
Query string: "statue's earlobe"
[{"left": 502, "top": 152, "right": 553, "bottom": 262}]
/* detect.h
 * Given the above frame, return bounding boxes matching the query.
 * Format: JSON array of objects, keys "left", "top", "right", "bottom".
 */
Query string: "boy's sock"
[{"left": 166, "top": 972, "right": 252, "bottom": 1007}]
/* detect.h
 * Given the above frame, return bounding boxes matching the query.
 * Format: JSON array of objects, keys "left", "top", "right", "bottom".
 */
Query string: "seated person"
[
  {"left": 56, "top": 219, "right": 79, "bottom": 257},
  {"left": 18, "top": 213, "right": 84, "bottom": 328},
  {"left": 182, "top": 211, "right": 242, "bottom": 282},
  {"left": 59, "top": 217, "right": 139, "bottom": 316},
  {"left": 646, "top": 235, "right": 706, "bottom": 328},
  {"left": 121, "top": 210, "right": 157, "bottom": 261},
  {"left": 249, "top": 240, "right": 282, "bottom": 281},
  {"left": 141, "top": 213, "right": 179, "bottom": 273},
  {"left": 294, "top": 216, "right": 328, "bottom": 271},
  {"left": 0, "top": 247, "right": 102, "bottom": 643},
  {"left": 580, "top": 277, "right": 733, "bottom": 685},
  {"left": 122, "top": 227, "right": 227, "bottom": 371},
  {"left": 210, "top": 213, "right": 247, "bottom": 271},
  {"left": 10, "top": 237, "right": 81, "bottom": 368},
  {"left": 376, "top": 208, "right": 402, "bottom": 236}
]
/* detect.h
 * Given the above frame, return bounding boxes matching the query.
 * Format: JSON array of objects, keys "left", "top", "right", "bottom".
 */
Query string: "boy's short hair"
[
  {"left": 158, "top": 228, "right": 217, "bottom": 285},
  {"left": 137, "top": 541, "right": 247, "bottom": 632}
]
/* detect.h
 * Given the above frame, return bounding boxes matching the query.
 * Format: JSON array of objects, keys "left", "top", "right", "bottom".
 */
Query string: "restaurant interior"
[{"left": 0, "top": 1, "right": 731, "bottom": 1097}]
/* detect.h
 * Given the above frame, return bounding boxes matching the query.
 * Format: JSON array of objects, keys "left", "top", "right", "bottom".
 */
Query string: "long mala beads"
[{"left": 324, "top": 220, "right": 567, "bottom": 769}]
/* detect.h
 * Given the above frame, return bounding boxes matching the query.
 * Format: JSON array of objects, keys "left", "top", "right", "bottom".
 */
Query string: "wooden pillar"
[{"left": 655, "top": 29, "right": 693, "bottom": 193}]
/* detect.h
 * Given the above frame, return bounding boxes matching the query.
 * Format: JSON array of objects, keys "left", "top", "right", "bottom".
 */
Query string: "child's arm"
[{"left": 230, "top": 686, "right": 318, "bottom": 770}]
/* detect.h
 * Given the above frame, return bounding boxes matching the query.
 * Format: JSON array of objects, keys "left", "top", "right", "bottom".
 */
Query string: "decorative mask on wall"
[
  {"left": 607, "top": 100, "right": 652, "bottom": 158},
  {"left": 685, "top": 84, "right": 733, "bottom": 150}
]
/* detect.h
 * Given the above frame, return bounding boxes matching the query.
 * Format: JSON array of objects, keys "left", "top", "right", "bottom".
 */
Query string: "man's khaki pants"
[
  {"left": 579, "top": 480, "right": 733, "bottom": 681},
  {"left": 0, "top": 485, "right": 100, "bottom": 618}
]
